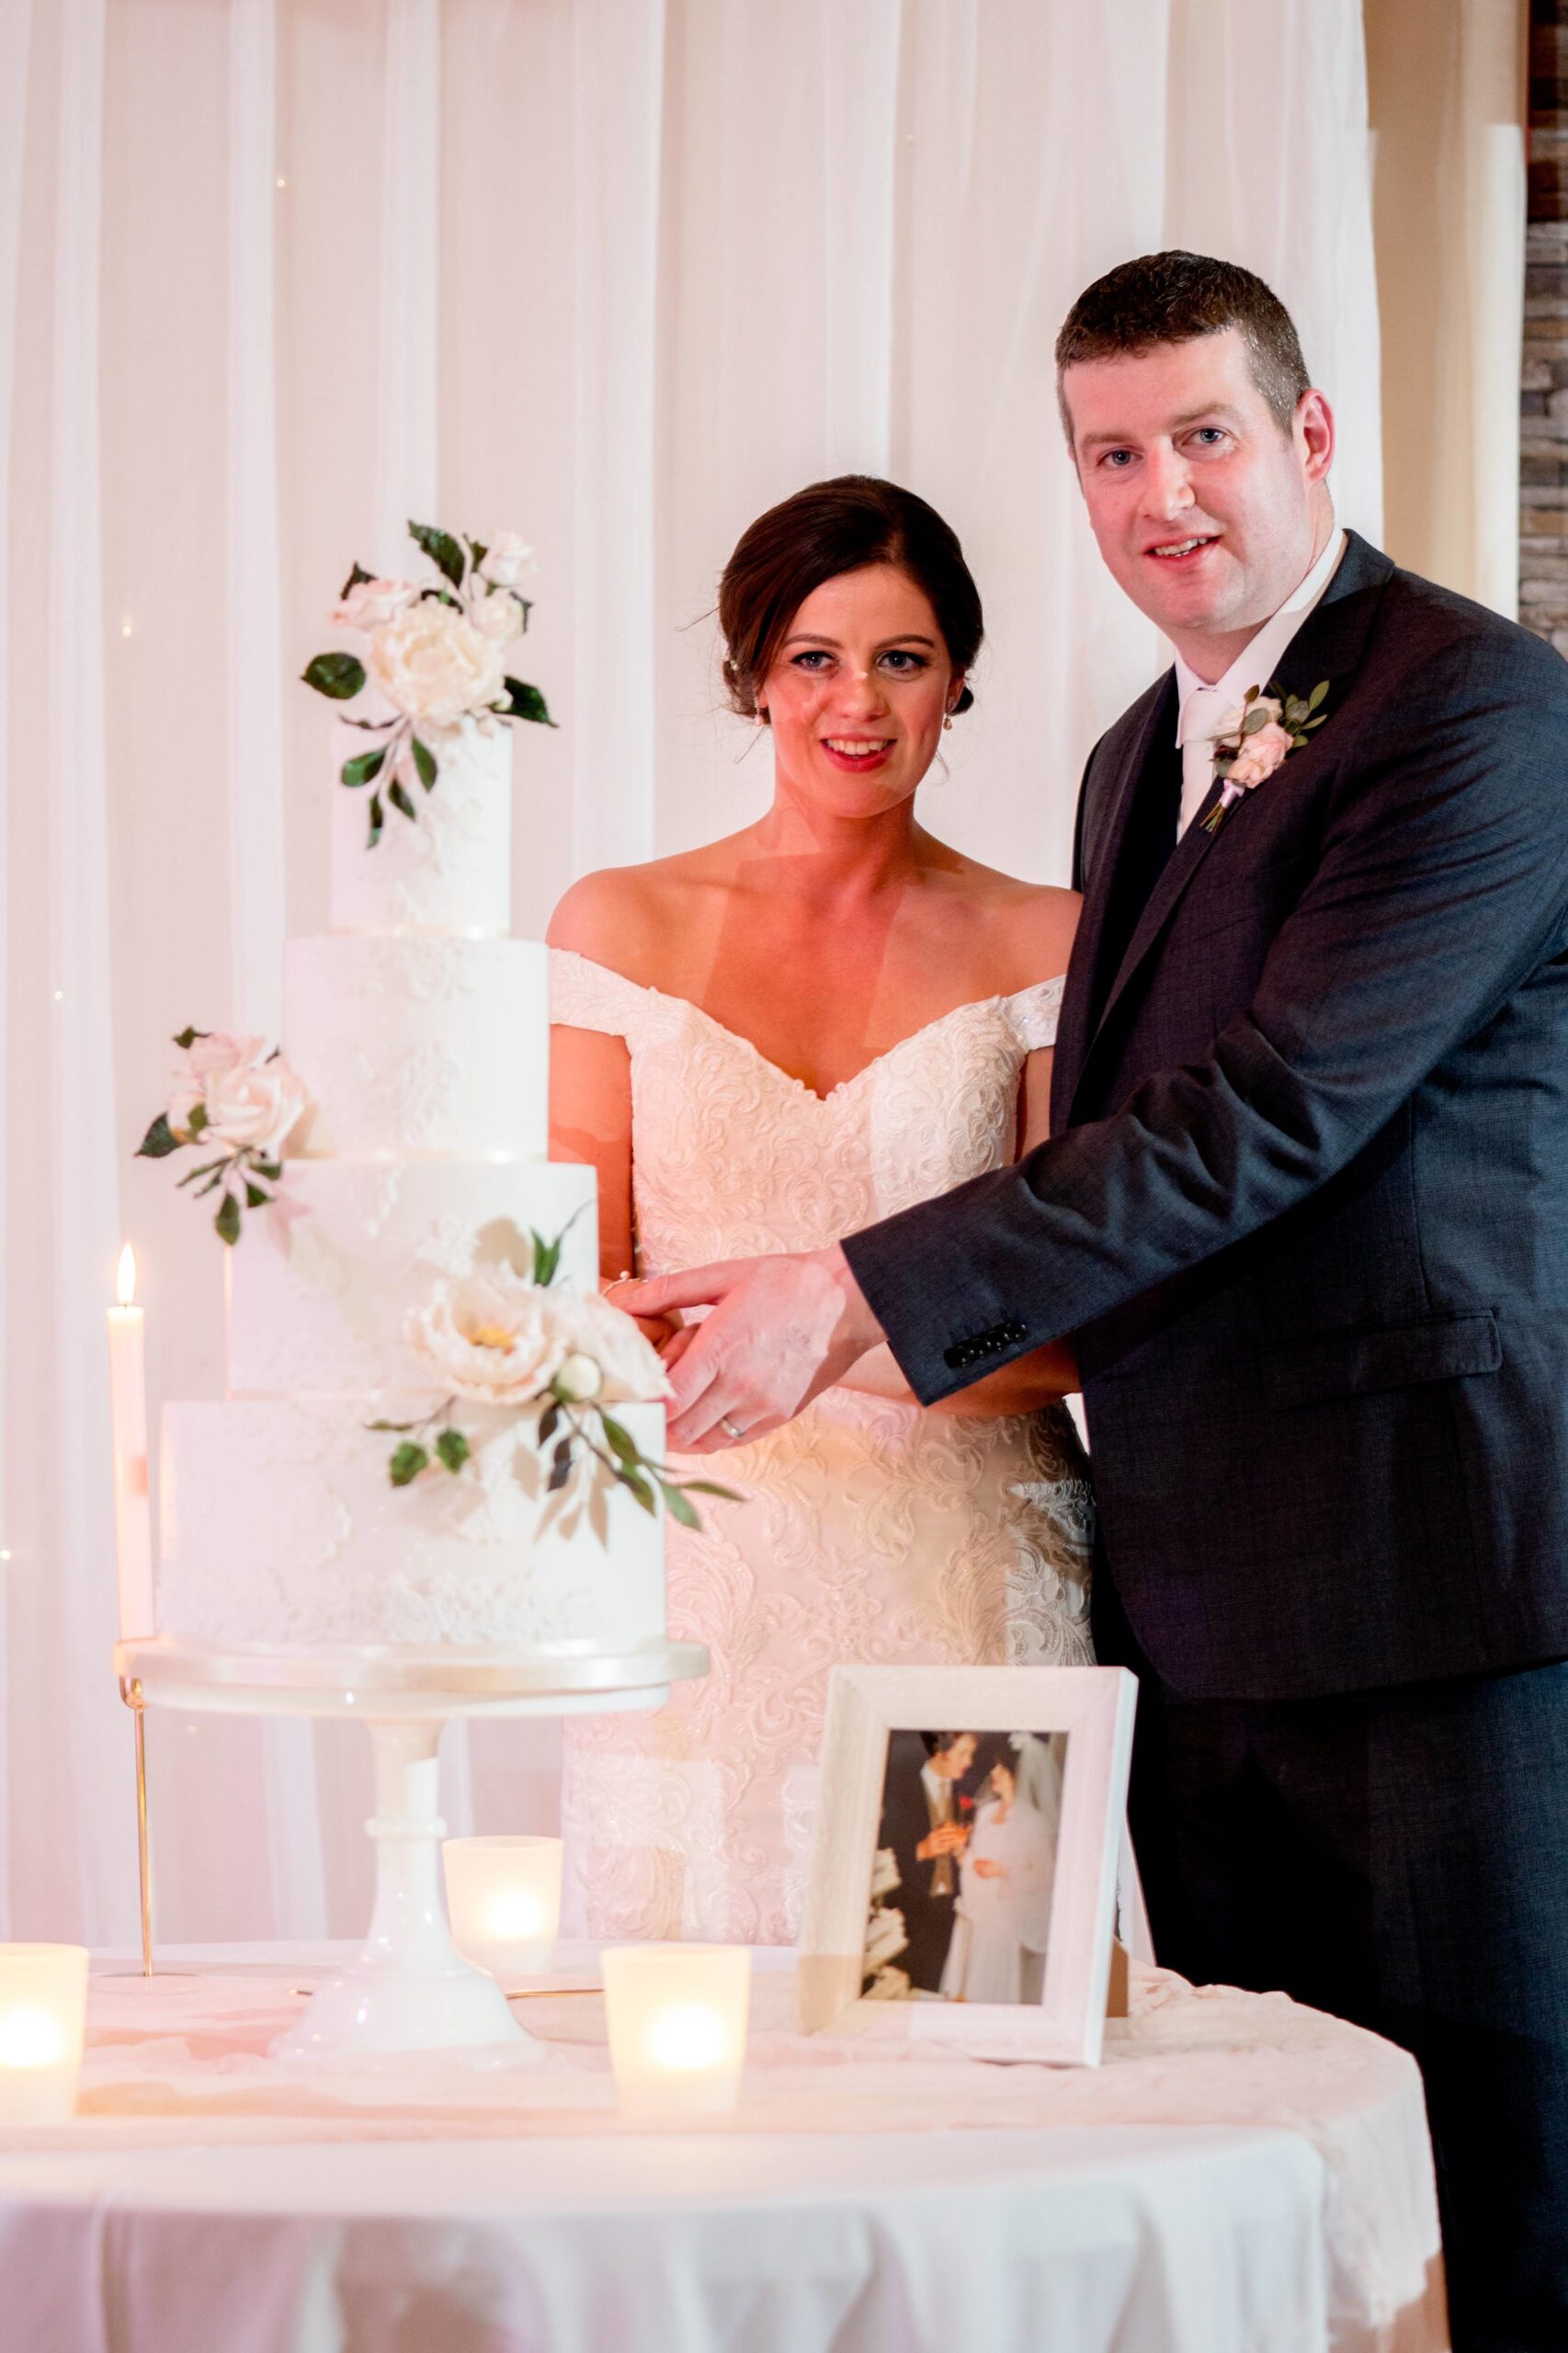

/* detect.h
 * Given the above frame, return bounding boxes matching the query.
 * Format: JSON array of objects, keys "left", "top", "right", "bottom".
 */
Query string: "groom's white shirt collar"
[{"left": 1173, "top": 521, "right": 1346, "bottom": 836}]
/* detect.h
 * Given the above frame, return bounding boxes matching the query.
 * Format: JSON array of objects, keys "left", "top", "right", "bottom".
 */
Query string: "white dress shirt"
[{"left": 1174, "top": 525, "right": 1346, "bottom": 838}]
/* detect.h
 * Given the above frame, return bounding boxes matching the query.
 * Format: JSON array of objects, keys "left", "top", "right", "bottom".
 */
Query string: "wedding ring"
[{"left": 719, "top": 1415, "right": 746, "bottom": 1443}]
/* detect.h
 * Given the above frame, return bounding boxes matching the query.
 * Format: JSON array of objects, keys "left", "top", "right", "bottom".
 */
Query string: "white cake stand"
[{"left": 112, "top": 1634, "right": 708, "bottom": 2065}]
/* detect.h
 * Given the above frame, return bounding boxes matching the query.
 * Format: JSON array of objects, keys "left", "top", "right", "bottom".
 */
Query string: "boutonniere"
[{"left": 1204, "top": 678, "right": 1330, "bottom": 833}]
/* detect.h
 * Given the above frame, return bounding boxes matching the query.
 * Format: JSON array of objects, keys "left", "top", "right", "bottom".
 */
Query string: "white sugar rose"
[
  {"left": 367, "top": 601, "right": 506, "bottom": 723},
  {"left": 202, "top": 1055, "right": 309, "bottom": 1154},
  {"left": 558, "top": 1286, "right": 672, "bottom": 1404},
  {"left": 405, "top": 1267, "right": 566, "bottom": 1404},
  {"left": 480, "top": 532, "right": 534, "bottom": 589},
  {"left": 167, "top": 1033, "right": 306, "bottom": 1154},
  {"left": 332, "top": 577, "right": 416, "bottom": 632},
  {"left": 469, "top": 588, "right": 524, "bottom": 645}
]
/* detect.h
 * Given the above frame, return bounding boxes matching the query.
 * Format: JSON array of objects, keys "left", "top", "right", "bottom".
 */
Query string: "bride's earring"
[
  {"left": 754, "top": 705, "right": 767, "bottom": 728},
  {"left": 942, "top": 709, "right": 954, "bottom": 732}
]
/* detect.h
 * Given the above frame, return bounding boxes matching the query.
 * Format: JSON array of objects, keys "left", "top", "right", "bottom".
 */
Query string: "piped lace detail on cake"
[{"left": 551, "top": 949, "right": 1092, "bottom": 1949}]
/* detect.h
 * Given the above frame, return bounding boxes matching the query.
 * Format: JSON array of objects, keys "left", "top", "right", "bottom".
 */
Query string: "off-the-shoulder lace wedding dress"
[{"left": 551, "top": 948, "right": 1095, "bottom": 1945}]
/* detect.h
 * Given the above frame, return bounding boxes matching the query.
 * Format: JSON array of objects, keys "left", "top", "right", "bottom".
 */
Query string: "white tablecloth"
[{"left": 0, "top": 1944, "right": 1447, "bottom": 2353}]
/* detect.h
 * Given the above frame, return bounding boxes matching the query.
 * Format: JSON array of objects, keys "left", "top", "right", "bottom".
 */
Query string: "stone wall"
[{"left": 1523, "top": 0, "right": 1568, "bottom": 651}]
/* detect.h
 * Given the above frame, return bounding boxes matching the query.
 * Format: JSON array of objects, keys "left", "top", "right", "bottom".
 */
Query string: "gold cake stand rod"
[{"left": 118, "top": 1674, "right": 153, "bottom": 1977}]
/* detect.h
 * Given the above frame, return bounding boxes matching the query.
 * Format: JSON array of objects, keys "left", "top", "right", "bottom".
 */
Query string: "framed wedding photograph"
[{"left": 798, "top": 1665, "right": 1137, "bottom": 2065}]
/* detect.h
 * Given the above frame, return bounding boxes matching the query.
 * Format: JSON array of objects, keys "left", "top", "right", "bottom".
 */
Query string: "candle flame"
[
  {"left": 643, "top": 2003, "right": 732, "bottom": 2073},
  {"left": 486, "top": 1890, "right": 546, "bottom": 1940},
  {"left": 0, "top": 2007, "right": 66, "bottom": 2070},
  {"left": 116, "top": 1245, "right": 137, "bottom": 1309}
]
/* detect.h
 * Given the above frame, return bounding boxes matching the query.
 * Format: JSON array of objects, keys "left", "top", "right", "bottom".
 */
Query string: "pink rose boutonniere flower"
[{"left": 1205, "top": 678, "right": 1331, "bottom": 833}]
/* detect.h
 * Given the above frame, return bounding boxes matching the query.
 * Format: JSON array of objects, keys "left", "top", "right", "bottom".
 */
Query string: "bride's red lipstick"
[{"left": 820, "top": 736, "right": 896, "bottom": 774}]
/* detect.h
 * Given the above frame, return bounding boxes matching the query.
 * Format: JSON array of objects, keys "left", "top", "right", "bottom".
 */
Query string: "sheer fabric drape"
[{"left": 1, "top": 0, "right": 1381, "bottom": 1944}]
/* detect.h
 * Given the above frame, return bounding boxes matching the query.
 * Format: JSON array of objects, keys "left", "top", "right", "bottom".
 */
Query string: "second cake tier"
[{"left": 285, "top": 934, "right": 549, "bottom": 1156}]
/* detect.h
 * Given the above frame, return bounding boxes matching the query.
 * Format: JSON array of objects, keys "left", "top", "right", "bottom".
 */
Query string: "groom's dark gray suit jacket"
[{"left": 845, "top": 533, "right": 1568, "bottom": 1700}]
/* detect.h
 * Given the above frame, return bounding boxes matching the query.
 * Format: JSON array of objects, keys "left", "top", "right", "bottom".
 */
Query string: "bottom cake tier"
[{"left": 158, "top": 1395, "right": 667, "bottom": 1654}]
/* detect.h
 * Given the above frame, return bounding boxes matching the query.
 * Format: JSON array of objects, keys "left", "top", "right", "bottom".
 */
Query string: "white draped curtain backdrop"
[{"left": 1, "top": 0, "right": 1382, "bottom": 1946}]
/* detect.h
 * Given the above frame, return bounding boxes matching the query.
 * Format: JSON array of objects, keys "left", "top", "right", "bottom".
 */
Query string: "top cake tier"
[{"left": 330, "top": 716, "right": 511, "bottom": 937}]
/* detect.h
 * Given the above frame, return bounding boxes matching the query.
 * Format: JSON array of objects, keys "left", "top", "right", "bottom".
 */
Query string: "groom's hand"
[{"left": 619, "top": 1245, "right": 886, "bottom": 1451}]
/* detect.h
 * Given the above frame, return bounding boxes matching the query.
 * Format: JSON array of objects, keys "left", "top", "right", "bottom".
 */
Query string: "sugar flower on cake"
[
  {"left": 302, "top": 519, "right": 554, "bottom": 850},
  {"left": 138, "top": 1026, "right": 307, "bottom": 1245},
  {"left": 378, "top": 1222, "right": 733, "bottom": 1529},
  {"left": 405, "top": 1265, "right": 572, "bottom": 1405},
  {"left": 366, "top": 602, "right": 507, "bottom": 725}
]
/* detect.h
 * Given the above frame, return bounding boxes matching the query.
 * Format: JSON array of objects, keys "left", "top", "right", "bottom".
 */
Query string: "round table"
[{"left": 0, "top": 1944, "right": 1448, "bottom": 2353}]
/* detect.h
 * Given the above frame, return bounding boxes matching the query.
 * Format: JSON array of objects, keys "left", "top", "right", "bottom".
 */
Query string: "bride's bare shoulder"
[
  {"left": 931, "top": 847, "right": 1081, "bottom": 987},
  {"left": 547, "top": 844, "right": 734, "bottom": 988}
]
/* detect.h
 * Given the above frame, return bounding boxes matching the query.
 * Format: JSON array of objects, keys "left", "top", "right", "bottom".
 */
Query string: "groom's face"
[{"left": 1062, "top": 328, "right": 1333, "bottom": 669}]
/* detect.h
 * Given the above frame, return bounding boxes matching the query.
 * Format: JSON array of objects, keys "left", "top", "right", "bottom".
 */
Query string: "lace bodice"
[
  {"left": 550, "top": 948, "right": 1093, "bottom": 1949},
  {"left": 549, "top": 949, "right": 1064, "bottom": 1269}
]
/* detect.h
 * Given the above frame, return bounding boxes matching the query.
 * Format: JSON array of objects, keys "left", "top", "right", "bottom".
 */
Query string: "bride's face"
[{"left": 760, "top": 564, "right": 959, "bottom": 817}]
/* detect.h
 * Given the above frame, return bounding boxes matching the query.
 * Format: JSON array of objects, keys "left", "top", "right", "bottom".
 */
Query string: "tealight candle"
[
  {"left": 0, "top": 1945, "right": 89, "bottom": 2123},
  {"left": 442, "top": 1836, "right": 563, "bottom": 1977},
  {"left": 602, "top": 1943, "right": 751, "bottom": 2115}
]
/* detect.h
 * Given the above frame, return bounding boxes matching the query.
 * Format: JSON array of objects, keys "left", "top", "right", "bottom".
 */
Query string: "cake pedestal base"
[
  {"left": 275, "top": 1715, "right": 528, "bottom": 2063},
  {"left": 112, "top": 1636, "right": 709, "bottom": 2061}
]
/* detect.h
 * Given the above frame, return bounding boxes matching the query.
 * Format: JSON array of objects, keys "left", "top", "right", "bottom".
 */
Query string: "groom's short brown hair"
[{"left": 1055, "top": 251, "right": 1312, "bottom": 445}]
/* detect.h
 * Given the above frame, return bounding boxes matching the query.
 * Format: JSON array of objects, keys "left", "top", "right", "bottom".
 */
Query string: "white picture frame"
[{"left": 798, "top": 1665, "right": 1137, "bottom": 2065}]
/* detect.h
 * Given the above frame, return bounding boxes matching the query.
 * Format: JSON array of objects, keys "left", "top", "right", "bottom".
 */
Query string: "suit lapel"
[
  {"left": 1051, "top": 675, "right": 1176, "bottom": 1126},
  {"left": 1066, "top": 532, "right": 1395, "bottom": 1120}
]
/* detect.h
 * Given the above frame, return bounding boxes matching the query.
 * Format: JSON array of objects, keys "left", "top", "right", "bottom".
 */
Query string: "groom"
[{"left": 627, "top": 253, "right": 1568, "bottom": 2344}]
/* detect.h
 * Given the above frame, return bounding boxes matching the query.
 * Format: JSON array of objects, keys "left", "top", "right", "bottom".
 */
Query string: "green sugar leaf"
[
  {"left": 407, "top": 521, "right": 466, "bottom": 589},
  {"left": 302, "top": 652, "right": 366, "bottom": 701},
  {"left": 389, "top": 1440, "right": 429, "bottom": 1487},
  {"left": 136, "top": 1112, "right": 182, "bottom": 1160},
  {"left": 599, "top": 1413, "right": 639, "bottom": 1465},
  {"left": 411, "top": 734, "right": 437, "bottom": 790},
  {"left": 340, "top": 745, "right": 386, "bottom": 790},
  {"left": 214, "top": 1192, "right": 243, "bottom": 1247},
  {"left": 660, "top": 1482, "right": 699, "bottom": 1528},
  {"left": 435, "top": 1427, "right": 471, "bottom": 1474},
  {"left": 616, "top": 1463, "right": 657, "bottom": 1516},
  {"left": 499, "top": 676, "right": 555, "bottom": 727},
  {"left": 387, "top": 779, "right": 417, "bottom": 824}
]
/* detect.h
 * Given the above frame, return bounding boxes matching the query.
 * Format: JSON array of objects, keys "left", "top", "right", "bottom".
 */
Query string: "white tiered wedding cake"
[{"left": 143, "top": 531, "right": 706, "bottom": 1687}]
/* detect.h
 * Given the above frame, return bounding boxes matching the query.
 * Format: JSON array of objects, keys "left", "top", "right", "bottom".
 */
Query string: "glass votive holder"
[
  {"left": 0, "top": 1944, "right": 89, "bottom": 2124},
  {"left": 442, "top": 1836, "right": 563, "bottom": 1977},
  {"left": 602, "top": 1943, "right": 752, "bottom": 2116}
]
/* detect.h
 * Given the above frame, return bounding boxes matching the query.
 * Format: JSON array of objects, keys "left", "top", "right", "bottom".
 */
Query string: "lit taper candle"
[{"left": 107, "top": 1245, "right": 153, "bottom": 1641}]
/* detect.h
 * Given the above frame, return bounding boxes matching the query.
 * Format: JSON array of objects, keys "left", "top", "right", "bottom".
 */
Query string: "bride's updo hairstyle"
[{"left": 719, "top": 474, "right": 983, "bottom": 723}]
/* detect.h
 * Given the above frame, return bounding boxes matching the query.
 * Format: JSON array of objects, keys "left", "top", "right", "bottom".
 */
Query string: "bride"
[
  {"left": 548, "top": 474, "right": 1093, "bottom": 1944},
  {"left": 939, "top": 1754, "right": 1056, "bottom": 2006}
]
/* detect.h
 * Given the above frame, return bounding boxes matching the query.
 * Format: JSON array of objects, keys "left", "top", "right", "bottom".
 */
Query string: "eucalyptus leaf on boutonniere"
[
  {"left": 301, "top": 522, "right": 555, "bottom": 849},
  {"left": 375, "top": 1231, "right": 739, "bottom": 1532},
  {"left": 136, "top": 1028, "right": 307, "bottom": 1245},
  {"left": 1204, "top": 678, "right": 1331, "bottom": 834}
]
